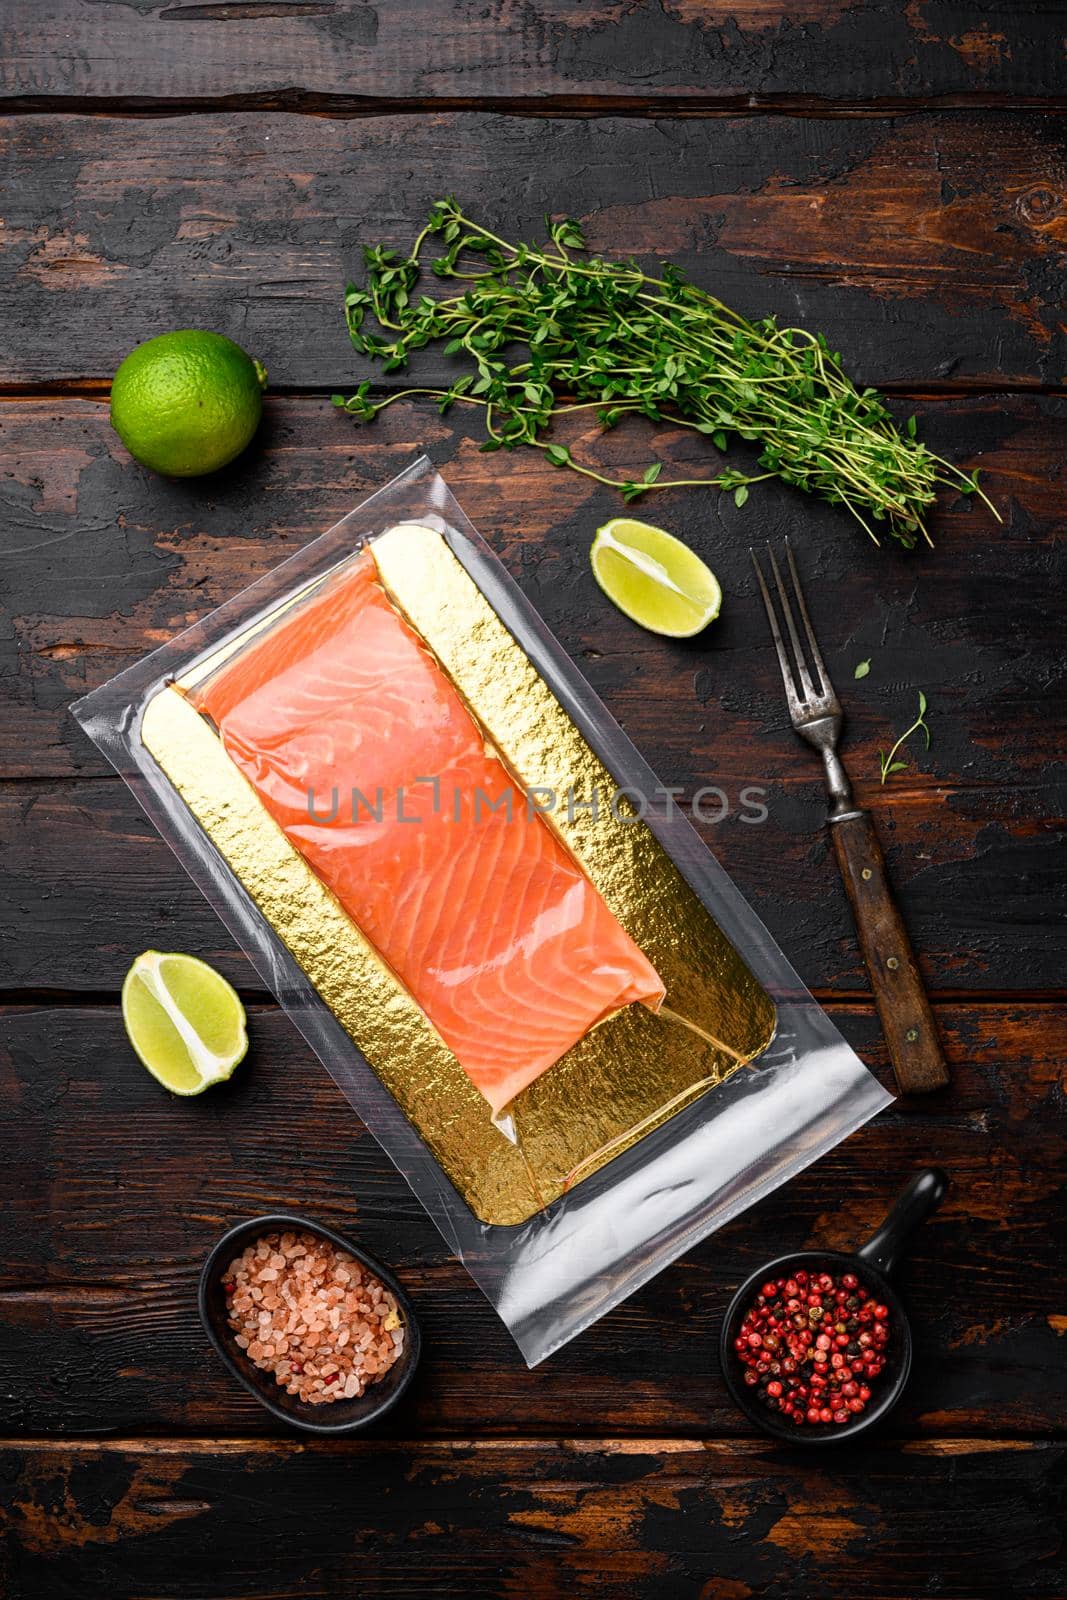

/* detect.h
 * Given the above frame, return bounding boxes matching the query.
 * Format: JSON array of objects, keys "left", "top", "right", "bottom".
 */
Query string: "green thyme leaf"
[{"left": 337, "top": 203, "right": 1001, "bottom": 545}]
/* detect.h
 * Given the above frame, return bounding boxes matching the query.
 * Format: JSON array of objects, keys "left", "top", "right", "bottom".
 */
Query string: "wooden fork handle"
[{"left": 830, "top": 810, "right": 949, "bottom": 1095}]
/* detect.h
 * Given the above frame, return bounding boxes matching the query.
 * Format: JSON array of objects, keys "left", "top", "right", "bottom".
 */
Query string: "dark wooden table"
[{"left": 1, "top": 5, "right": 1065, "bottom": 1596}]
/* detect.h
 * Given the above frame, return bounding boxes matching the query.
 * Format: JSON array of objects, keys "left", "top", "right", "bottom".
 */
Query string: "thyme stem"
[
  {"left": 338, "top": 198, "right": 1000, "bottom": 545},
  {"left": 879, "top": 692, "right": 932, "bottom": 783}
]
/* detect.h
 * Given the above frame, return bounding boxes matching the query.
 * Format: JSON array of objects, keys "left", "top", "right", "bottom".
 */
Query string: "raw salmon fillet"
[{"left": 190, "top": 548, "right": 664, "bottom": 1115}]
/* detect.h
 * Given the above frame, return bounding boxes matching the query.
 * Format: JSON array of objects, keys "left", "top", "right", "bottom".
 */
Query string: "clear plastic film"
[{"left": 73, "top": 458, "right": 892, "bottom": 1365}]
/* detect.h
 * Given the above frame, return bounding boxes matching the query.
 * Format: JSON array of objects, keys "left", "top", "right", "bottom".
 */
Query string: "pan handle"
[{"left": 856, "top": 1167, "right": 948, "bottom": 1279}]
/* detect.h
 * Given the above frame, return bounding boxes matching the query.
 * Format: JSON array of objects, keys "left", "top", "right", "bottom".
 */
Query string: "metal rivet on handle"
[
  {"left": 906, "top": 1028, "right": 918, "bottom": 1042},
  {"left": 861, "top": 868, "right": 872, "bottom": 880},
  {"left": 886, "top": 956, "right": 900, "bottom": 970}
]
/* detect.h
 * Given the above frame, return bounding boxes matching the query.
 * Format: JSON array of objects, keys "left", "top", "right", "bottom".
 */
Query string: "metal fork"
[{"left": 752, "top": 542, "right": 948, "bottom": 1095}]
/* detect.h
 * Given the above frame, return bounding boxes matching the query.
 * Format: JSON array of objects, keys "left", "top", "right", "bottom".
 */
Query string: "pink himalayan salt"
[{"left": 224, "top": 1229, "right": 404, "bottom": 1406}]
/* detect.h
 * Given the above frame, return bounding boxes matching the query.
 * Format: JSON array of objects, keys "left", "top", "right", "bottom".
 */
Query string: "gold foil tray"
[{"left": 141, "top": 525, "right": 775, "bottom": 1225}]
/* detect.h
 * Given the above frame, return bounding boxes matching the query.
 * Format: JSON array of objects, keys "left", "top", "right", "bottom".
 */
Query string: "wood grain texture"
[
  {"left": 2, "top": 393, "right": 1062, "bottom": 995},
  {"left": 2, "top": 113, "right": 1066, "bottom": 386},
  {"left": 0, "top": 1436, "right": 1063, "bottom": 1599},
  {"left": 2, "top": 0, "right": 1063, "bottom": 106},
  {"left": 830, "top": 810, "right": 949, "bottom": 1093},
  {"left": 0, "top": 1003, "right": 1062, "bottom": 1438},
  {"left": 5, "top": 769, "right": 1061, "bottom": 998},
  {"left": 2, "top": 2, "right": 1066, "bottom": 1592}
]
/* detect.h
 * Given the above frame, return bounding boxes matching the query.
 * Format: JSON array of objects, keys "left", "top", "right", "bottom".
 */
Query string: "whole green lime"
[{"left": 110, "top": 330, "right": 267, "bottom": 477}]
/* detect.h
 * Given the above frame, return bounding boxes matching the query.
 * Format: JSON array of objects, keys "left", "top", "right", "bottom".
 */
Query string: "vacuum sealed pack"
[{"left": 73, "top": 457, "right": 892, "bottom": 1364}]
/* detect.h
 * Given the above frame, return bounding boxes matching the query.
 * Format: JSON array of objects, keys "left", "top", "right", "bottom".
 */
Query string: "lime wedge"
[
  {"left": 591, "top": 518, "right": 722, "bottom": 637},
  {"left": 121, "top": 951, "right": 247, "bottom": 1095}
]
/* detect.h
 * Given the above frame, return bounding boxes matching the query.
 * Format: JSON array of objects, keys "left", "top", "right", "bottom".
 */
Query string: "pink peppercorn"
[{"left": 731, "top": 1264, "right": 892, "bottom": 1428}]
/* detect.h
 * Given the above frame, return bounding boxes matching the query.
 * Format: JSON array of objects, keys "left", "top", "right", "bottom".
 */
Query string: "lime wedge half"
[
  {"left": 591, "top": 518, "right": 722, "bottom": 637},
  {"left": 121, "top": 951, "right": 248, "bottom": 1095}
]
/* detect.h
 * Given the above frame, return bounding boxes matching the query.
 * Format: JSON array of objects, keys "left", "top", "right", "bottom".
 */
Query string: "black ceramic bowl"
[
  {"left": 720, "top": 1168, "right": 947, "bottom": 1445},
  {"left": 199, "top": 1212, "right": 421, "bottom": 1434}
]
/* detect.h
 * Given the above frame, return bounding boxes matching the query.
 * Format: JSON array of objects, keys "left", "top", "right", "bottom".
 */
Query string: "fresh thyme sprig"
[
  {"left": 336, "top": 197, "right": 998, "bottom": 548},
  {"left": 879, "top": 692, "right": 931, "bottom": 783}
]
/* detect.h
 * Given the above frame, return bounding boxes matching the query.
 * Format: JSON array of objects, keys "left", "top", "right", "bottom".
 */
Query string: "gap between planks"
[
  {"left": 3, "top": 381, "right": 1065, "bottom": 403},
  {"left": 0, "top": 1434, "right": 1054, "bottom": 1456},
  {"left": 4, "top": 990, "right": 1067, "bottom": 1007},
  {"left": 4, "top": 93, "right": 1067, "bottom": 120}
]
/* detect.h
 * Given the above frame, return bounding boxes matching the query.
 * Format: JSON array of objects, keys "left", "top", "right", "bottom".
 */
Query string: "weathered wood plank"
[
  {"left": 3, "top": 393, "right": 1061, "bottom": 786},
  {"left": 1, "top": 113, "right": 1065, "bottom": 386},
  {"left": 0, "top": 1437, "right": 1063, "bottom": 1599},
  {"left": 3, "top": 771, "right": 1059, "bottom": 996},
  {"left": 0, "top": 1003, "right": 1062, "bottom": 1438},
  {"left": 2, "top": 393, "right": 1062, "bottom": 994},
  {"left": 2, "top": 1, "right": 1063, "bottom": 106}
]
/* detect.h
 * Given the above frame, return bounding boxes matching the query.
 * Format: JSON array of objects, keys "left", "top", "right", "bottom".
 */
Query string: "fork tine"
[
  {"left": 766, "top": 545, "right": 816, "bottom": 702},
  {"left": 784, "top": 538, "right": 831, "bottom": 697},
  {"left": 750, "top": 549, "right": 801, "bottom": 712}
]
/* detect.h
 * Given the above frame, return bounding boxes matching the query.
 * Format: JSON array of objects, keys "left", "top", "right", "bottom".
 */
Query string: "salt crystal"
[{"left": 222, "top": 1228, "right": 403, "bottom": 1408}]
